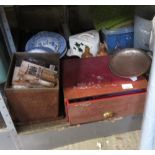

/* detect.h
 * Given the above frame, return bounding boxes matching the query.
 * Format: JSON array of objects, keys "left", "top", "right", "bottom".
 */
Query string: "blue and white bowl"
[{"left": 25, "top": 31, "right": 67, "bottom": 58}]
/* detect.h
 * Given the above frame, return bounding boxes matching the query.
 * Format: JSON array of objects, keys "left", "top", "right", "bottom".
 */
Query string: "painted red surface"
[
  {"left": 63, "top": 56, "right": 147, "bottom": 99},
  {"left": 66, "top": 92, "right": 146, "bottom": 125},
  {"left": 63, "top": 56, "right": 148, "bottom": 125}
]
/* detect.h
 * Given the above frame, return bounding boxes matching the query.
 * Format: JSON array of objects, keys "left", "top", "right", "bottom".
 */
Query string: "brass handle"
[{"left": 103, "top": 111, "right": 114, "bottom": 119}]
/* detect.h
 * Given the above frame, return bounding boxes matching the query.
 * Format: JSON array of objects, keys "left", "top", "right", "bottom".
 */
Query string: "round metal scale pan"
[{"left": 109, "top": 48, "right": 151, "bottom": 78}]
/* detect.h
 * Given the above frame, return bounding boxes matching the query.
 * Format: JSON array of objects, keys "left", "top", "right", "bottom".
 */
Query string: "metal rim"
[{"left": 109, "top": 48, "right": 151, "bottom": 78}]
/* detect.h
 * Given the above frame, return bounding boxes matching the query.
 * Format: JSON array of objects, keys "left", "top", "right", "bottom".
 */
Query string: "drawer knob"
[{"left": 103, "top": 111, "right": 114, "bottom": 119}]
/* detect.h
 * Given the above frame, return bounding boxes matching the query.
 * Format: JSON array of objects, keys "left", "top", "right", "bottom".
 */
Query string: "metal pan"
[{"left": 109, "top": 48, "right": 151, "bottom": 78}]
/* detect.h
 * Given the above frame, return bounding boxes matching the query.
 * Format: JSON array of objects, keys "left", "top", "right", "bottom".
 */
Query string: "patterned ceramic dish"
[{"left": 25, "top": 31, "right": 67, "bottom": 58}]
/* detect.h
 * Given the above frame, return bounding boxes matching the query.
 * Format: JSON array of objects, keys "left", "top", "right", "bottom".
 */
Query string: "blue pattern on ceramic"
[{"left": 25, "top": 31, "right": 67, "bottom": 56}]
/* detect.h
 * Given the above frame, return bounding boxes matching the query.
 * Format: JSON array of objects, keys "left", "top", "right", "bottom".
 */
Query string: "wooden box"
[
  {"left": 5, "top": 53, "right": 59, "bottom": 125},
  {"left": 62, "top": 56, "right": 147, "bottom": 125}
]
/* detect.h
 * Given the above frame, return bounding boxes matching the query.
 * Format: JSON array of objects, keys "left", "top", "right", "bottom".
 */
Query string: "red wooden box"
[{"left": 62, "top": 56, "right": 147, "bottom": 125}]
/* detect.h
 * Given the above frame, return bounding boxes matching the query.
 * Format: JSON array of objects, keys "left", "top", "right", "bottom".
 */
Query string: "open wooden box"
[{"left": 5, "top": 52, "right": 60, "bottom": 125}]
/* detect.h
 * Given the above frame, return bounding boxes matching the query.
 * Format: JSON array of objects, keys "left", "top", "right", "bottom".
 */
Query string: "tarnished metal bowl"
[{"left": 109, "top": 48, "right": 151, "bottom": 78}]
